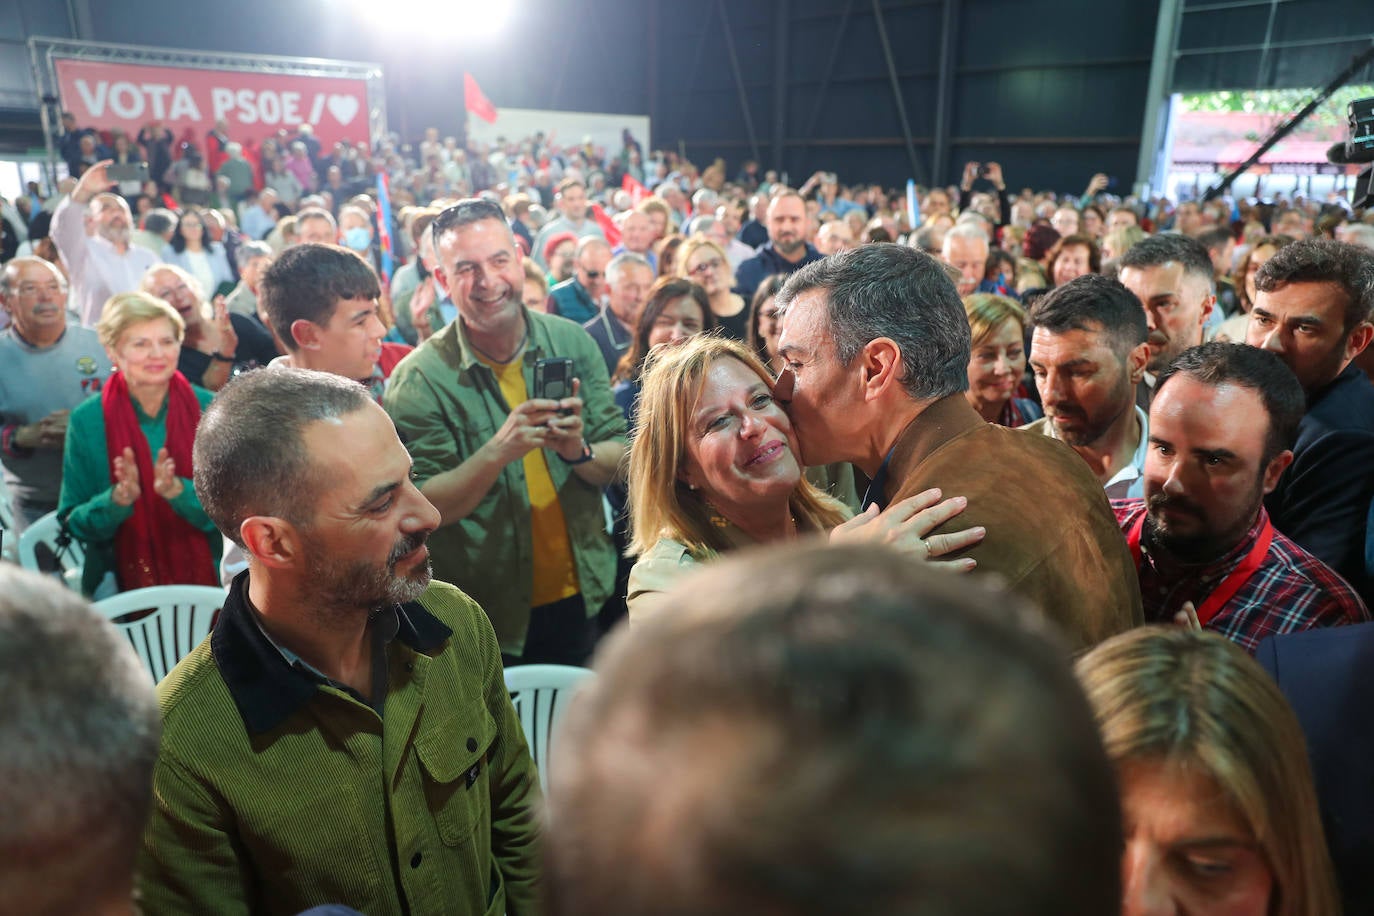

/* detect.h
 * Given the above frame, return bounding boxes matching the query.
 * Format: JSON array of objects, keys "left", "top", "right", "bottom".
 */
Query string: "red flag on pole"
[
  {"left": 464, "top": 73, "right": 498, "bottom": 124},
  {"left": 590, "top": 203, "right": 621, "bottom": 247},
  {"left": 622, "top": 173, "right": 651, "bottom": 204}
]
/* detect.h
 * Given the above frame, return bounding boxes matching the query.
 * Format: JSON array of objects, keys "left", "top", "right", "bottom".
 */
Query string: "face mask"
[{"left": 344, "top": 226, "right": 371, "bottom": 251}]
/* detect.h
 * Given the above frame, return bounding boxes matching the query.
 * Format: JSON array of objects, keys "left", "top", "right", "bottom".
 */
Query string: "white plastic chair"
[
  {"left": 0, "top": 485, "right": 16, "bottom": 563},
  {"left": 93, "top": 585, "right": 228, "bottom": 683},
  {"left": 17, "top": 510, "right": 85, "bottom": 591},
  {"left": 503, "top": 664, "right": 594, "bottom": 793}
]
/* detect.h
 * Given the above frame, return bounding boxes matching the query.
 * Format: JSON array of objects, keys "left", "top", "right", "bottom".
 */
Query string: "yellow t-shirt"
[{"left": 484, "top": 357, "right": 580, "bottom": 606}]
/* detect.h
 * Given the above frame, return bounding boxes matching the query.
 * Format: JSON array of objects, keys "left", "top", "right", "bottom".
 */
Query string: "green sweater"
[{"left": 57, "top": 384, "right": 220, "bottom": 595}]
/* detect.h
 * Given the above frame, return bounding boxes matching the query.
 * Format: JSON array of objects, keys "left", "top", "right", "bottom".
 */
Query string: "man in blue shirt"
[{"left": 734, "top": 191, "right": 824, "bottom": 299}]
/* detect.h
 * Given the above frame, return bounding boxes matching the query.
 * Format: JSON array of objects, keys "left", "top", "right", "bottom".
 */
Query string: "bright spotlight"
[{"left": 350, "top": 0, "right": 509, "bottom": 38}]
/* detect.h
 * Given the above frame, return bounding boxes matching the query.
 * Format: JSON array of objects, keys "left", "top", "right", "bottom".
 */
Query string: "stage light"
[{"left": 348, "top": 0, "right": 510, "bottom": 39}]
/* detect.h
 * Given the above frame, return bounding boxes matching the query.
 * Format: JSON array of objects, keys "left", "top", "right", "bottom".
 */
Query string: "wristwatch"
[{"left": 557, "top": 438, "right": 594, "bottom": 465}]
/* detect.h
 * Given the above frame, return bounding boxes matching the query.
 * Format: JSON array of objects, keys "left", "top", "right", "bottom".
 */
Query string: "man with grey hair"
[
  {"left": 0, "top": 565, "right": 159, "bottom": 915},
  {"left": 140, "top": 368, "right": 542, "bottom": 915},
  {"left": 224, "top": 240, "right": 275, "bottom": 322},
  {"left": 50, "top": 160, "right": 159, "bottom": 326},
  {"left": 131, "top": 207, "right": 178, "bottom": 255},
  {"left": 584, "top": 252, "right": 653, "bottom": 375},
  {"left": 0, "top": 256, "right": 111, "bottom": 530},
  {"left": 547, "top": 235, "right": 611, "bottom": 324},
  {"left": 775, "top": 244, "right": 1143, "bottom": 650},
  {"left": 545, "top": 543, "right": 1123, "bottom": 916},
  {"left": 942, "top": 221, "right": 991, "bottom": 297}
]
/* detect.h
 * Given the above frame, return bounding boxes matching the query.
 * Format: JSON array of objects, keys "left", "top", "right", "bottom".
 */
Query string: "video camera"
[{"left": 1337, "top": 96, "right": 1374, "bottom": 209}]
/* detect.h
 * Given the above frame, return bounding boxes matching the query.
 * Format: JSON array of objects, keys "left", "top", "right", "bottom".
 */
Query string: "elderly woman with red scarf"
[{"left": 58, "top": 291, "right": 220, "bottom": 596}]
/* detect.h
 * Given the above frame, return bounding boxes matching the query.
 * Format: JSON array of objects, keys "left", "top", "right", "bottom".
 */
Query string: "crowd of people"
[{"left": 4, "top": 109, "right": 1374, "bottom": 915}]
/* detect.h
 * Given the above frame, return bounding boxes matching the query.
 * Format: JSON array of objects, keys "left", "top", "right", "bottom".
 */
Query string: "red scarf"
[{"left": 102, "top": 370, "right": 217, "bottom": 590}]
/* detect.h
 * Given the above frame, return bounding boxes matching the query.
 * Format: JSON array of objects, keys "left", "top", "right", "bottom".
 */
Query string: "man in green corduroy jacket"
[{"left": 137, "top": 368, "right": 542, "bottom": 916}]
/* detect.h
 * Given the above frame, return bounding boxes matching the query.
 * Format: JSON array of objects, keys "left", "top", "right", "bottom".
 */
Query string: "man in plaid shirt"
[{"left": 1113, "top": 342, "right": 1368, "bottom": 654}]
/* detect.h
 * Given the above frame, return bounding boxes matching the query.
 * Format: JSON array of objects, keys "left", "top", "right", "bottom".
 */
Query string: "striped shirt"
[{"left": 1113, "top": 499, "right": 1370, "bottom": 654}]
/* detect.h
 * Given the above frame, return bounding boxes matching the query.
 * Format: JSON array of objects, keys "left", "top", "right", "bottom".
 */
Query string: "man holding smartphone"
[
  {"left": 51, "top": 160, "right": 159, "bottom": 327},
  {"left": 385, "top": 198, "right": 626, "bottom": 666}
]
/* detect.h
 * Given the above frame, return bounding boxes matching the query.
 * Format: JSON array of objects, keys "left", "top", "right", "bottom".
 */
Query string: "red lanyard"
[{"left": 1127, "top": 511, "right": 1274, "bottom": 628}]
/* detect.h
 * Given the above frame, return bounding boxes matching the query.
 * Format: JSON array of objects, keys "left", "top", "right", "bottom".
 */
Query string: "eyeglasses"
[
  {"left": 430, "top": 198, "right": 506, "bottom": 246},
  {"left": 152, "top": 283, "right": 193, "bottom": 300},
  {"left": 688, "top": 257, "right": 723, "bottom": 275},
  {"left": 580, "top": 269, "right": 604, "bottom": 279}
]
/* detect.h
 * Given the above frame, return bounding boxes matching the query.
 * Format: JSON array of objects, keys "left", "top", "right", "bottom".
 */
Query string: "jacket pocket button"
[
  {"left": 411, "top": 852, "right": 423, "bottom": 869},
  {"left": 467, "top": 737, "right": 478, "bottom": 752}
]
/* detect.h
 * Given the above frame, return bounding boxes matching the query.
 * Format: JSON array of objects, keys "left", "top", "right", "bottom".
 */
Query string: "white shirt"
[{"left": 52, "top": 196, "right": 159, "bottom": 327}]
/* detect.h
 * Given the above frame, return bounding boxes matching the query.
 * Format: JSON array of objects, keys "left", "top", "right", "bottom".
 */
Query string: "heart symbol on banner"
[{"left": 327, "top": 95, "right": 360, "bottom": 126}]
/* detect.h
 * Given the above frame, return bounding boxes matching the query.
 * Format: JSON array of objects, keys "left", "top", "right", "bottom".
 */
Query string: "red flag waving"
[
  {"left": 622, "top": 173, "right": 650, "bottom": 204},
  {"left": 464, "top": 72, "right": 498, "bottom": 124},
  {"left": 590, "top": 203, "right": 621, "bottom": 247}
]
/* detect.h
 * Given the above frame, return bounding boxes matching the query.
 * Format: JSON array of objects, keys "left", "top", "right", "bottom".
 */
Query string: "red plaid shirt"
[{"left": 1112, "top": 499, "right": 1370, "bottom": 654}]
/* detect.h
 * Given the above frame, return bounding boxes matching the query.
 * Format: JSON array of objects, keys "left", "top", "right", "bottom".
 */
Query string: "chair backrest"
[
  {"left": 504, "top": 664, "right": 594, "bottom": 793},
  {"left": 17, "top": 510, "right": 85, "bottom": 586},
  {"left": 93, "top": 585, "right": 228, "bottom": 683}
]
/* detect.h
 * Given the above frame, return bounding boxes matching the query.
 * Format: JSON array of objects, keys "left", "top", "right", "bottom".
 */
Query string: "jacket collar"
[
  {"left": 882, "top": 394, "right": 986, "bottom": 505},
  {"left": 439, "top": 307, "right": 551, "bottom": 376},
  {"left": 211, "top": 571, "right": 453, "bottom": 735}
]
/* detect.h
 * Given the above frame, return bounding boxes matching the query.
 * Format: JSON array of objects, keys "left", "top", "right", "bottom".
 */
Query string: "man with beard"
[
  {"left": 1118, "top": 234, "right": 1216, "bottom": 410},
  {"left": 139, "top": 368, "right": 542, "bottom": 916},
  {"left": 735, "top": 191, "right": 824, "bottom": 298},
  {"left": 1246, "top": 239, "right": 1374, "bottom": 605},
  {"left": 1112, "top": 342, "right": 1367, "bottom": 655},
  {"left": 51, "top": 160, "right": 159, "bottom": 327},
  {"left": 1024, "top": 275, "right": 1150, "bottom": 498}
]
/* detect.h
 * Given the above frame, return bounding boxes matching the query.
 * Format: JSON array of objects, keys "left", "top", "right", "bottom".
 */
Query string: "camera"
[{"left": 1343, "top": 96, "right": 1374, "bottom": 209}]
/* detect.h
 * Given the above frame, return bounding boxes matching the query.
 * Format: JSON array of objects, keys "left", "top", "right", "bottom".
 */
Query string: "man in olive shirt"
[
  {"left": 385, "top": 199, "right": 626, "bottom": 666},
  {"left": 140, "top": 369, "right": 541, "bottom": 916}
]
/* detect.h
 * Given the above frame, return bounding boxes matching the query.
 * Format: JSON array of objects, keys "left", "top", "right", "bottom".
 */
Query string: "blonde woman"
[
  {"left": 963, "top": 293, "right": 1041, "bottom": 427},
  {"left": 677, "top": 236, "right": 749, "bottom": 340},
  {"left": 625, "top": 335, "right": 983, "bottom": 617},
  {"left": 1076, "top": 627, "right": 1341, "bottom": 916},
  {"left": 58, "top": 291, "right": 220, "bottom": 595}
]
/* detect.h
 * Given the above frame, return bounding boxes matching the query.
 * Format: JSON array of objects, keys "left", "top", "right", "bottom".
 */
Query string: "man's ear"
[
  {"left": 860, "top": 337, "right": 903, "bottom": 402},
  {"left": 240, "top": 516, "right": 304, "bottom": 570},
  {"left": 1261, "top": 449, "right": 1294, "bottom": 495},
  {"left": 1199, "top": 292, "right": 1217, "bottom": 325},
  {"left": 290, "top": 319, "right": 323, "bottom": 352},
  {"left": 1126, "top": 341, "right": 1150, "bottom": 385},
  {"left": 1344, "top": 321, "right": 1374, "bottom": 363}
]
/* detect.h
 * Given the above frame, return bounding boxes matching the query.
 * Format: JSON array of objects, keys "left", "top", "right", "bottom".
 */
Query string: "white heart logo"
[{"left": 326, "top": 95, "right": 359, "bottom": 126}]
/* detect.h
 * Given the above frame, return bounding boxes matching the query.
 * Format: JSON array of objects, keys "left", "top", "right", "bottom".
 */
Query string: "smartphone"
[
  {"left": 108, "top": 162, "right": 149, "bottom": 184},
  {"left": 534, "top": 357, "right": 574, "bottom": 404}
]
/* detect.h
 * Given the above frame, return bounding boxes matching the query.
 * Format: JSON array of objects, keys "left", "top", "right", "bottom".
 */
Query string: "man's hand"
[
  {"left": 152, "top": 447, "right": 184, "bottom": 500},
  {"left": 484, "top": 398, "right": 560, "bottom": 466},
  {"left": 112, "top": 446, "right": 141, "bottom": 506},
  {"left": 984, "top": 162, "right": 1005, "bottom": 191},
  {"left": 72, "top": 160, "right": 116, "bottom": 205},
  {"left": 14, "top": 409, "right": 70, "bottom": 450},
  {"left": 545, "top": 378, "right": 587, "bottom": 461},
  {"left": 1085, "top": 172, "right": 1109, "bottom": 196},
  {"left": 961, "top": 161, "right": 980, "bottom": 191}
]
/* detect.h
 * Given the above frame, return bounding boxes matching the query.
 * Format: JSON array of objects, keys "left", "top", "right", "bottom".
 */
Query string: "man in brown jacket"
[{"left": 775, "top": 244, "right": 1142, "bottom": 650}]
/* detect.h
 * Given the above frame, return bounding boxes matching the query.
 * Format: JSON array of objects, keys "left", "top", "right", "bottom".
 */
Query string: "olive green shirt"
[
  {"left": 383, "top": 309, "right": 626, "bottom": 655},
  {"left": 138, "top": 576, "right": 541, "bottom": 916}
]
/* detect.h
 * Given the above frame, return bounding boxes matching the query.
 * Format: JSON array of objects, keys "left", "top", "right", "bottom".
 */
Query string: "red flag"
[
  {"left": 464, "top": 73, "right": 498, "bottom": 125},
  {"left": 590, "top": 203, "right": 621, "bottom": 247},
  {"left": 622, "top": 173, "right": 650, "bottom": 204}
]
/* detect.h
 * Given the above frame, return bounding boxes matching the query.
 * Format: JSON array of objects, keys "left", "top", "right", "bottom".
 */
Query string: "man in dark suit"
[
  {"left": 775, "top": 244, "right": 1143, "bottom": 651},
  {"left": 1246, "top": 239, "right": 1374, "bottom": 604},
  {"left": 1257, "top": 623, "right": 1374, "bottom": 915}
]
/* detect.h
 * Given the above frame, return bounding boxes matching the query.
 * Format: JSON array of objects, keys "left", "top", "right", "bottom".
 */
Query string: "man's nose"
[{"left": 773, "top": 368, "right": 796, "bottom": 404}]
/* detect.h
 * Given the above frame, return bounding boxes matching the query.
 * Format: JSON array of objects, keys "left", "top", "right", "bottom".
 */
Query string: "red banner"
[{"left": 54, "top": 58, "right": 373, "bottom": 148}]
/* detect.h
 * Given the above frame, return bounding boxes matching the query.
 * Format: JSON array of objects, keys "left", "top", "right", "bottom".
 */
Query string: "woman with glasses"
[
  {"left": 139, "top": 264, "right": 277, "bottom": 390},
  {"left": 1213, "top": 235, "right": 1295, "bottom": 343},
  {"left": 58, "top": 291, "right": 221, "bottom": 596},
  {"left": 677, "top": 236, "right": 750, "bottom": 341}
]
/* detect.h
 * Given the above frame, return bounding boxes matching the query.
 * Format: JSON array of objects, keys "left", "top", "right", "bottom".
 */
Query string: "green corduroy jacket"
[{"left": 137, "top": 576, "right": 542, "bottom": 916}]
